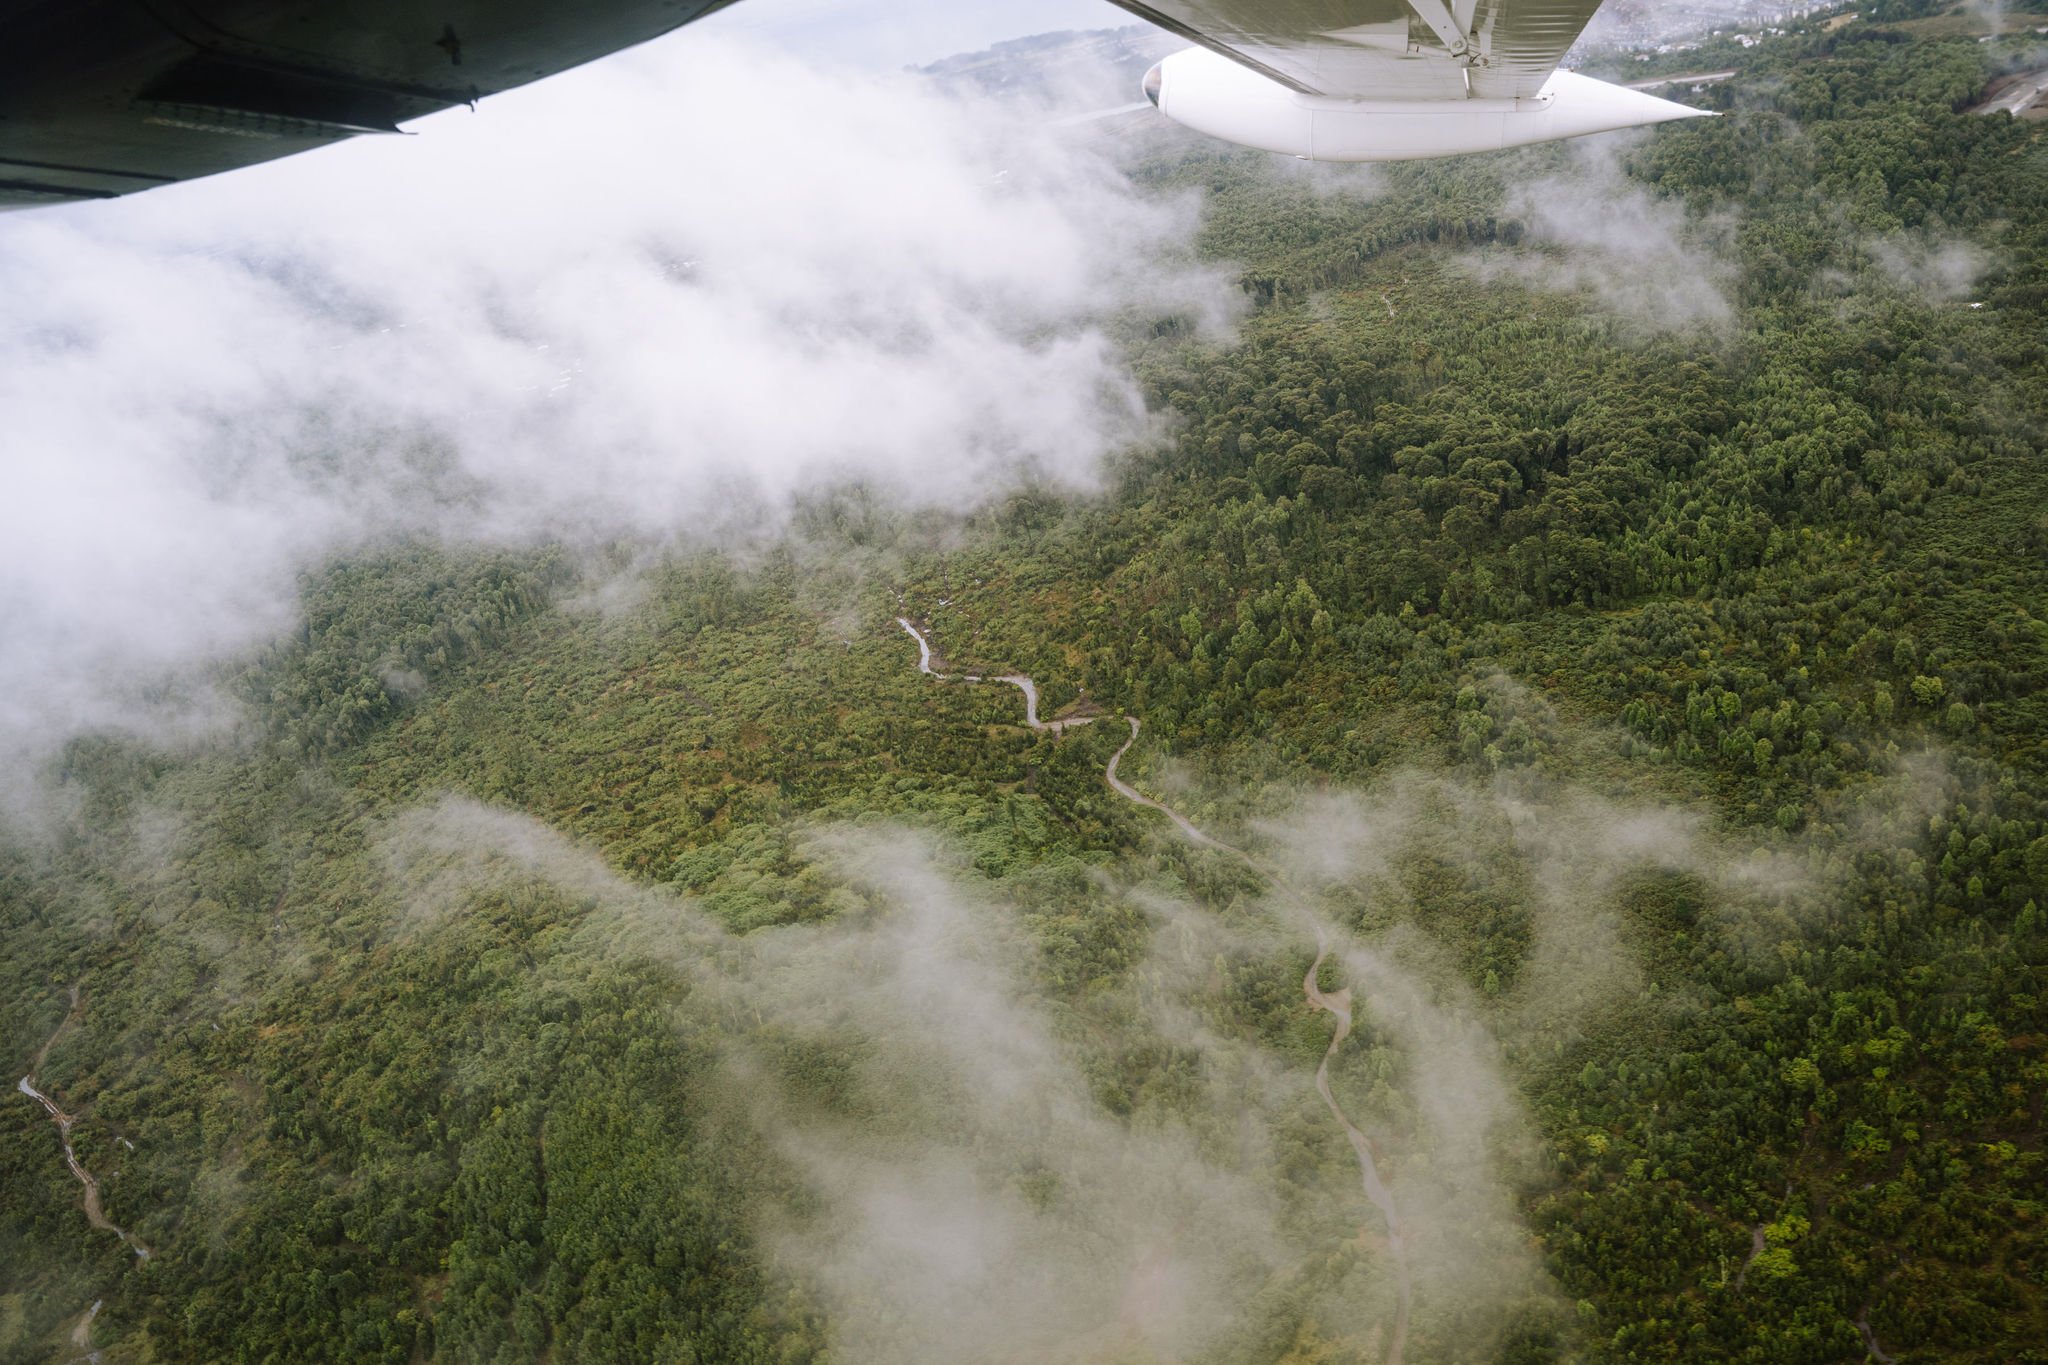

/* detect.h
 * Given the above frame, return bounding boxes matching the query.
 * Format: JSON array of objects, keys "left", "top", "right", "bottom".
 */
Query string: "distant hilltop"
[
  {"left": 916, "top": 5, "right": 1851, "bottom": 110},
  {"left": 917, "top": 24, "right": 1183, "bottom": 108},
  {"left": 1580, "top": 0, "right": 1856, "bottom": 52}
]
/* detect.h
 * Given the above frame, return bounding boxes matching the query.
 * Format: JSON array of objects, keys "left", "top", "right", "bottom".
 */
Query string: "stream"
[
  {"left": 17, "top": 987, "right": 151, "bottom": 1262},
  {"left": 896, "top": 614, "right": 1410, "bottom": 1362}
]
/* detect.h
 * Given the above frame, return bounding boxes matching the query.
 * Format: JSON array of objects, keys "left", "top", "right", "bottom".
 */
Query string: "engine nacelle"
[{"left": 1142, "top": 47, "right": 1711, "bottom": 162}]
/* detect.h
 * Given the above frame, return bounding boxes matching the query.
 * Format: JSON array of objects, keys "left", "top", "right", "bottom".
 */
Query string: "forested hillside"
[{"left": 5, "top": 11, "right": 2046, "bottom": 1364}]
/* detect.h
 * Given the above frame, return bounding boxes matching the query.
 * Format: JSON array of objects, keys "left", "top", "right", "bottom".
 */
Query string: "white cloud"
[
  {"left": 703, "top": 0, "right": 1128, "bottom": 69},
  {"left": 1477, "top": 133, "right": 1737, "bottom": 327},
  {"left": 1864, "top": 234, "right": 1992, "bottom": 303},
  {"left": 0, "top": 29, "right": 1226, "bottom": 780}
]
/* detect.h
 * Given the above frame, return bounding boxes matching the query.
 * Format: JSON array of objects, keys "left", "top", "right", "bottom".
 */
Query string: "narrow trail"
[
  {"left": 1304, "top": 933, "right": 1411, "bottom": 1362},
  {"left": 71, "top": 1298, "right": 103, "bottom": 1360},
  {"left": 1733, "top": 1223, "right": 1766, "bottom": 1289},
  {"left": 896, "top": 613, "right": 1409, "bottom": 1361},
  {"left": 897, "top": 618, "right": 1095, "bottom": 735},
  {"left": 30, "top": 983, "right": 81, "bottom": 1075},
  {"left": 1854, "top": 1265, "right": 1904, "bottom": 1364},
  {"left": 1854, "top": 1312, "right": 1895, "bottom": 1365},
  {"left": 17, "top": 987, "right": 151, "bottom": 1262},
  {"left": 1105, "top": 717, "right": 1228, "bottom": 851}
]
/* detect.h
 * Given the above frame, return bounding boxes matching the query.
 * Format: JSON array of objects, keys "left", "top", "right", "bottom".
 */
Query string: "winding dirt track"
[
  {"left": 17, "top": 986, "right": 151, "bottom": 1261},
  {"left": 1304, "top": 934, "right": 1411, "bottom": 1360},
  {"left": 1105, "top": 718, "right": 1228, "bottom": 850},
  {"left": 896, "top": 614, "right": 1409, "bottom": 1362},
  {"left": 72, "top": 1298, "right": 103, "bottom": 1357}
]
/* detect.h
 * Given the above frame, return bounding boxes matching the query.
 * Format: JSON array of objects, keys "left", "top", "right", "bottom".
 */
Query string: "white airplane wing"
[
  {"left": 1105, "top": 0, "right": 1605, "bottom": 100},
  {"left": 1113, "top": 0, "right": 1708, "bottom": 162}
]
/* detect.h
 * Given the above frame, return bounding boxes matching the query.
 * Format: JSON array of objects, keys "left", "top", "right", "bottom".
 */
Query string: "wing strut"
[{"left": 1403, "top": 0, "right": 1476, "bottom": 60}]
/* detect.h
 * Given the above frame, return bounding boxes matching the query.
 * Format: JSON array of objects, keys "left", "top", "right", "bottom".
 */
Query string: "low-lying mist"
[
  {"left": 0, "top": 30, "right": 1231, "bottom": 786},
  {"left": 27, "top": 587, "right": 1970, "bottom": 1364},
  {"left": 382, "top": 795, "right": 1545, "bottom": 1362},
  {"left": 366, "top": 729, "right": 1909, "bottom": 1362},
  {"left": 1470, "top": 133, "right": 1740, "bottom": 328}
]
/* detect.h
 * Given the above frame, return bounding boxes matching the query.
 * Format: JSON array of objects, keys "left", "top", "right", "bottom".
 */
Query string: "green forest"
[{"left": 5, "top": 9, "right": 2047, "bottom": 1363}]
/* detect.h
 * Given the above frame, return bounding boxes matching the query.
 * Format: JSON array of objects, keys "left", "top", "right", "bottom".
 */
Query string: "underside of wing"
[
  {"left": 1103, "top": 0, "right": 1605, "bottom": 100},
  {"left": 0, "top": 0, "right": 740, "bottom": 208}
]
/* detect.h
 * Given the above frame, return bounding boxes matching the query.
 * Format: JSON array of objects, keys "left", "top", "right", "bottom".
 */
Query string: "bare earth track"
[
  {"left": 17, "top": 985, "right": 152, "bottom": 1262},
  {"left": 896, "top": 614, "right": 1411, "bottom": 1362}
]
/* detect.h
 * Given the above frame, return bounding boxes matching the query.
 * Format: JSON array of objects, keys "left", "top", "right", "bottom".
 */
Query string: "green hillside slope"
[{"left": 5, "top": 16, "right": 2046, "bottom": 1364}]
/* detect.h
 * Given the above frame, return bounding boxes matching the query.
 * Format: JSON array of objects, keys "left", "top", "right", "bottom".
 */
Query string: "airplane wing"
[
  {"left": 0, "top": 0, "right": 739, "bottom": 208},
  {"left": 1103, "top": 0, "right": 1604, "bottom": 100},
  {"left": 1, "top": 0, "right": 1666, "bottom": 207}
]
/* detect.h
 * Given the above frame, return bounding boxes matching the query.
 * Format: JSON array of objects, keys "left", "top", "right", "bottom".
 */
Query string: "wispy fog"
[
  {"left": 1862, "top": 233, "right": 1993, "bottom": 303},
  {"left": 746, "top": 831, "right": 1296, "bottom": 1363},
  {"left": 705, "top": 0, "right": 1127, "bottom": 70},
  {"left": 0, "top": 30, "right": 1228, "bottom": 779},
  {"left": 379, "top": 805, "right": 1300, "bottom": 1362},
  {"left": 308, "top": 717, "right": 1959, "bottom": 1361},
  {"left": 1475, "top": 134, "right": 1739, "bottom": 327}
]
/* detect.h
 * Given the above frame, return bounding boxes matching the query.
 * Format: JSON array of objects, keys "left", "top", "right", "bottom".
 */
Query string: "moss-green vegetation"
[{"left": 5, "top": 16, "right": 2048, "bottom": 1365}]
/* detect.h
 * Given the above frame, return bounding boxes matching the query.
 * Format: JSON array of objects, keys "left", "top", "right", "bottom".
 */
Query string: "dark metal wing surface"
[
  {"left": 0, "top": 0, "right": 740, "bottom": 208},
  {"left": 1101, "top": 0, "right": 1605, "bottom": 100}
]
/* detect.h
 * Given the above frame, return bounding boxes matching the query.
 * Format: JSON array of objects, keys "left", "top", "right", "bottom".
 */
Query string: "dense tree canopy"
[{"left": 4, "top": 12, "right": 2046, "bottom": 1364}]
